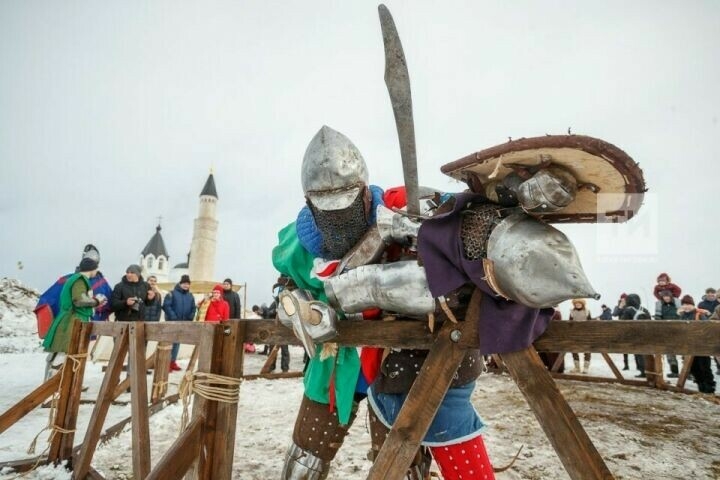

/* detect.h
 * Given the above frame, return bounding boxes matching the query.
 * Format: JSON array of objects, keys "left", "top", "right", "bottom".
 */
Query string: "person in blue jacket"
[
  {"left": 35, "top": 244, "right": 113, "bottom": 322},
  {"left": 162, "top": 274, "right": 196, "bottom": 371}
]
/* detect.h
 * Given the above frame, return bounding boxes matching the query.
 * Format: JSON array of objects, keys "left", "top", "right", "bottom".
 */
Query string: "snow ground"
[{"left": 1, "top": 280, "right": 719, "bottom": 479}]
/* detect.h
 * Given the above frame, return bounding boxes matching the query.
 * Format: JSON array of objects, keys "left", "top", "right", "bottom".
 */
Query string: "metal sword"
[{"left": 378, "top": 4, "right": 420, "bottom": 216}]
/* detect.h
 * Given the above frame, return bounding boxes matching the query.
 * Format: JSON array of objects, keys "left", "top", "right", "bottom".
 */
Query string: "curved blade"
[{"left": 378, "top": 4, "right": 420, "bottom": 216}]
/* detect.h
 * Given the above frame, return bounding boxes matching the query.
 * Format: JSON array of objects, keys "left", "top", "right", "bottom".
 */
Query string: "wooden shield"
[{"left": 441, "top": 135, "right": 646, "bottom": 223}]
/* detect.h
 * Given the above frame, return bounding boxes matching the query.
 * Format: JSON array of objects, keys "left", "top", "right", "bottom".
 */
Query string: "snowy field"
[{"left": 1, "top": 279, "right": 719, "bottom": 479}]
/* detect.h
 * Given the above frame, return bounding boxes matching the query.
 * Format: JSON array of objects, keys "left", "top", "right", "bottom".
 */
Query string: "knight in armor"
[{"left": 273, "top": 126, "right": 599, "bottom": 479}]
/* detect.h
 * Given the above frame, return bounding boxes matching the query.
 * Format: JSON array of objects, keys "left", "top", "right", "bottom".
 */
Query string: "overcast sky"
[{"left": 1, "top": 1, "right": 718, "bottom": 312}]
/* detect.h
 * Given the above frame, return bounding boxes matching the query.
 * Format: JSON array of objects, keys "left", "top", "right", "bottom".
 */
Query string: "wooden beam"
[
  {"left": 242, "top": 371, "right": 303, "bottom": 381},
  {"left": 74, "top": 326, "right": 129, "bottom": 479},
  {"left": 259, "top": 345, "right": 279, "bottom": 374},
  {"left": 676, "top": 355, "right": 694, "bottom": 390},
  {"left": 112, "top": 377, "right": 131, "bottom": 400},
  {"left": 129, "top": 323, "right": 151, "bottom": 479},
  {"left": 601, "top": 353, "right": 624, "bottom": 380},
  {"left": 367, "top": 290, "right": 481, "bottom": 480},
  {"left": 210, "top": 321, "right": 246, "bottom": 480},
  {"left": 146, "top": 417, "right": 202, "bottom": 480},
  {"left": 185, "top": 325, "right": 220, "bottom": 480},
  {"left": 91, "top": 321, "right": 217, "bottom": 345},
  {"left": 500, "top": 347, "right": 614, "bottom": 480},
  {"left": 534, "top": 321, "right": 720, "bottom": 355},
  {"left": 48, "top": 320, "right": 91, "bottom": 463},
  {"left": 0, "top": 373, "right": 60, "bottom": 435},
  {"left": 195, "top": 324, "right": 227, "bottom": 480},
  {"left": 95, "top": 319, "right": 720, "bottom": 355},
  {"left": 145, "top": 322, "right": 216, "bottom": 344}
]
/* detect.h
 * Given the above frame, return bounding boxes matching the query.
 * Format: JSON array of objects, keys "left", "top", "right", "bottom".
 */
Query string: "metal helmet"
[
  {"left": 301, "top": 126, "right": 369, "bottom": 211},
  {"left": 486, "top": 213, "right": 599, "bottom": 308},
  {"left": 516, "top": 167, "right": 578, "bottom": 214}
]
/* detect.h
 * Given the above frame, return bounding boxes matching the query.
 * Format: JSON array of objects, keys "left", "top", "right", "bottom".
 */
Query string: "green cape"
[{"left": 272, "top": 222, "right": 360, "bottom": 425}]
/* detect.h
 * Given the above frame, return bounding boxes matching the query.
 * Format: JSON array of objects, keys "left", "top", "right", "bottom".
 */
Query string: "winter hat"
[
  {"left": 223, "top": 278, "right": 233, "bottom": 285},
  {"left": 705, "top": 287, "right": 717, "bottom": 294},
  {"left": 656, "top": 273, "right": 669, "bottom": 282},
  {"left": 180, "top": 274, "right": 191, "bottom": 285},
  {"left": 126, "top": 264, "right": 142, "bottom": 275},
  {"left": 212, "top": 284, "right": 224, "bottom": 294},
  {"left": 82, "top": 244, "right": 100, "bottom": 263},
  {"left": 78, "top": 257, "right": 99, "bottom": 272},
  {"left": 620, "top": 293, "right": 627, "bottom": 299},
  {"left": 681, "top": 295, "right": 695, "bottom": 305},
  {"left": 572, "top": 298, "right": 586, "bottom": 308}
]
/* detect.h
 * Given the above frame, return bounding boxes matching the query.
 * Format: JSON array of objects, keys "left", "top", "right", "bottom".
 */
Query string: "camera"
[{"left": 130, "top": 297, "right": 143, "bottom": 312}]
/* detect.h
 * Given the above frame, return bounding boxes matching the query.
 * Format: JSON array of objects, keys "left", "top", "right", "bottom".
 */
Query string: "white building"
[{"left": 139, "top": 225, "right": 170, "bottom": 282}]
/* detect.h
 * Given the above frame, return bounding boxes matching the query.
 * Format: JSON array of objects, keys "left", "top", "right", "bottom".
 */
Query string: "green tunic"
[
  {"left": 43, "top": 273, "right": 93, "bottom": 353},
  {"left": 272, "top": 222, "right": 360, "bottom": 425}
]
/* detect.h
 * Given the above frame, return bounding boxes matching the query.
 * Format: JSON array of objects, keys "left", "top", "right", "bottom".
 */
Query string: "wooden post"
[
  {"left": 129, "top": 322, "right": 151, "bottom": 479},
  {"left": 260, "top": 345, "right": 279, "bottom": 374},
  {"left": 210, "top": 321, "right": 246, "bottom": 480},
  {"left": 551, "top": 352, "right": 566, "bottom": 373},
  {"left": 367, "top": 290, "right": 481, "bottom": 480},
  {"left": 74, "top": 326, "right": 129, "bottom": 479},
  {"left": 48, "top": 320, "right": 91, "bottom": 464},
  {"left": 195, "top": 323, "right": 230, "bottom": 480},
  {"left": 185, "top": 325, "right": 222, "bottom": 480},
  {"left": 676, "top": 355, "right": 694, "bottom": 390},
  {"left": 601, "top": 353, "right": 624, "bottom": 380},
  {"left": 500, "top": 347, "right": 614, "bottom": 479},
  {"left": 152, "top": 342, "right": 172, "bottom": 403}
]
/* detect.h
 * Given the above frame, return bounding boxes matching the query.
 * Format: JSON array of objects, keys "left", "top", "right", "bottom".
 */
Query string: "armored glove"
[{"left": 277, "top": 289, "right": 338, "bottom": 358}]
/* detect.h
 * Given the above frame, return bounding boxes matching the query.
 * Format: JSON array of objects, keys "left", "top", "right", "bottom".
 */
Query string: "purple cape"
[{"left": 417, "top": 193, "right": 553, "bottom": 354}]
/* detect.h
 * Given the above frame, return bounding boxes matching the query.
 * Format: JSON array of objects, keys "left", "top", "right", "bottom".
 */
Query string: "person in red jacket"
[
  {"left": 204, "top": 284, "right": 230, "bottom": 322},
  {"left": 653, "top": 273, "right": 681, "bottom": 300}
]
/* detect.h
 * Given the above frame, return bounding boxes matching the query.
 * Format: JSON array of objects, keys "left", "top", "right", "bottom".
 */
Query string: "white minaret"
[{"left": 188, "top": 172, "right": 218, "bottom": 282}]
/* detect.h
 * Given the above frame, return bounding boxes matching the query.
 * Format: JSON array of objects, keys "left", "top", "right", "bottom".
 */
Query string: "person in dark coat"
[
  {"left": 221, "top": 278, "right": 242, "bottom": 319},
  {"left": 677, "top": 295, "right": 715, "bottom": 394},
  {"left": 654, "top": 290, "right": 680, "bottom": 377},
  {"left": 618, "top": 293, "right": 651, "bottom": 377},
  {"left": 162, "top": 274, "right": 196, "bottom": 371},
  {"left": 110, "top": 264, "right": 157, "bottom": 322},
  {"left": 599, "top": 304, "right": 613, "bottom": 320},
  {"left": 143, "top": 275, "right": 163, "bottom": 321}
]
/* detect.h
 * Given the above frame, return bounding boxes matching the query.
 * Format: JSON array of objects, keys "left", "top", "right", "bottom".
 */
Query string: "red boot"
[
  {"left": 169, "top": 361, "right": 182, "bottom": 372},
  {"left": 430, "top": 435, "right": 495, "bottom": 480}
]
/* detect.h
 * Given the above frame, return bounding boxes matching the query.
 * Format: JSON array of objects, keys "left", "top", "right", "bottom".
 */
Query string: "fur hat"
[
  {"left": 212, "top": 284, "right": 224, "bottom": 294},
  {"left": 180, "top": 274, "right": 191, "bottom": 285},
  {"left": 78, "top": 257, "right": 99, "bottom": 272},
  {"left": 681, "top": 295, "right": 695, "bottom": 305},
  {"left": 126, "top": 264, "right": 142, "bottom": 275},
  {"left": 572, "top": 298, "right": 586, "bottom": 308}
]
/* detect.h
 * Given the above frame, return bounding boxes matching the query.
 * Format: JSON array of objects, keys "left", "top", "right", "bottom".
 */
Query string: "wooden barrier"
[{"left": 0, "top": 318, "right": 718, "bottom": 480}]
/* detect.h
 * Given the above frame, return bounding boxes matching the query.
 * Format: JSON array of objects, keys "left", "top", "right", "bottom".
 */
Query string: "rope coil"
[{"left": 178, "top": 371, "right": 242, "bottom": 431}]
